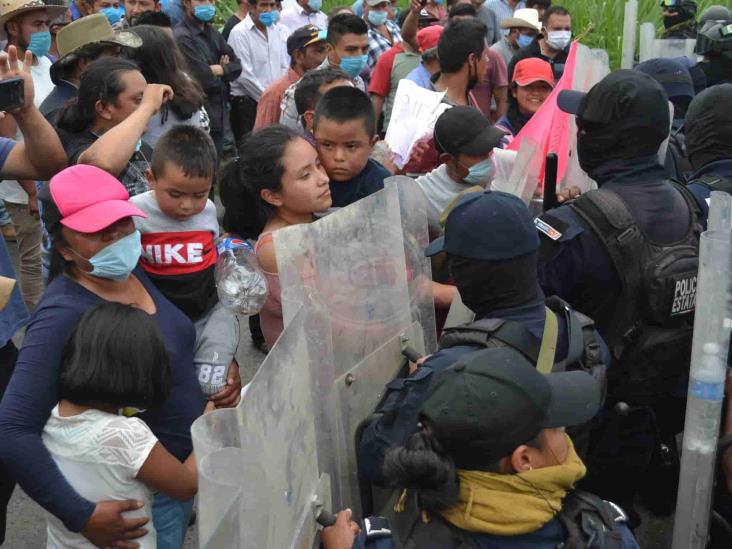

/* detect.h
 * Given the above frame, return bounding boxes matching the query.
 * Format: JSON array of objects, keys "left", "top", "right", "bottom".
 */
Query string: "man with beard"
[{"left": 535, "top": 70, "right": 703, "bottom": 521}]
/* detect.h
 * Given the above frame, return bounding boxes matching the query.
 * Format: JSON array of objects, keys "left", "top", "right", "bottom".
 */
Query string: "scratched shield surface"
[{"left": 191, "top": 179, "right": 437, "bottom": 548}]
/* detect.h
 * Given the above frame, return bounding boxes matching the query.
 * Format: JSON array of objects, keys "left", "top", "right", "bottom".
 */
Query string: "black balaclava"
[
  {"left": 685, "top": 83, "right": 732, "bottom": 170},
  {"left": 664, "top": 0, "right": 697, "bottom": 29},
  {"left": 448, "top": 251, "right": 543, "bottom": 316},
  {"left": 575, "top": 71, "right": 670, "bottom": 180}
]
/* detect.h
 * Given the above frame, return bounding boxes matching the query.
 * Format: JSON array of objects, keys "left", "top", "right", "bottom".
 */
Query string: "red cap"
[
  {"left": 417, "top": 25, "right": 443, "bottom": 53},
  {"left": 513, "top": 58, "right": 555, "bottom": 87},
  {"left": 49, "top": 165, "right": 146, "bottom": 233}
]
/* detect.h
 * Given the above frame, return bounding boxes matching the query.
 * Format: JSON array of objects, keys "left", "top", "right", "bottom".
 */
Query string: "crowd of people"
[{"left": 0, "top": 0, "right": 726, "bottom": 546}]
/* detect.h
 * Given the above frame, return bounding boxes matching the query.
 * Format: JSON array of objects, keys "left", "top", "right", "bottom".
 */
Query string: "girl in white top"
[{"left": 42, "top": 302, "right": 208, "bottom": 548}]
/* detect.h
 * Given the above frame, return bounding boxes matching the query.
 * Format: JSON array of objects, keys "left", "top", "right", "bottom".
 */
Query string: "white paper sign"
[{"left": 385, "top": 79, "right": 451, "bottom": 168}]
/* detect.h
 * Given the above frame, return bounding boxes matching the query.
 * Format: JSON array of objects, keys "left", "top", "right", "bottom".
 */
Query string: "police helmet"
[{"left": 695, "top": 20, "right": 732, "bottom": 60}]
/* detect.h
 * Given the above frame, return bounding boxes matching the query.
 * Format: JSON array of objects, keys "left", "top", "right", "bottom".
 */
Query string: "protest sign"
[{"left": 385, "top": 79, "right": 451, "bottom": 168}]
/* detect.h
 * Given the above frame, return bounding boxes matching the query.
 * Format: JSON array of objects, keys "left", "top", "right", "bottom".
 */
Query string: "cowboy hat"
[{"left": 0, "top": 0, "right": 67, "bottom": 40}]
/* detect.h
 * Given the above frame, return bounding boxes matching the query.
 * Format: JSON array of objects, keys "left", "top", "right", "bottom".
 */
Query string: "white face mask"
[{"left": 545, "top": 30, "right": 571, "bottom": 51}]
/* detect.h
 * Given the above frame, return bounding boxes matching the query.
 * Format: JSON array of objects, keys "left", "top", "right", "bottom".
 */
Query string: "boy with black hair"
[
  {"left": 130, "top": 126, "right": 239, "bottom": 397},
  {"left": 291, "top": 66, "right": 353, "bottom": 135},
  {"left": 314, "top": 86, "right": 391, "bottom": 207},
  {"left": 320, "top": 13, "right": 369, "bottom": 91}
]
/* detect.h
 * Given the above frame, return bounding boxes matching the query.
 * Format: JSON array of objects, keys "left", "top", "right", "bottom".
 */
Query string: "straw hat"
[
  {"left": 55, "top": 13, "right": 141, "bottom": 63},
  {"left": 499, "top": 8, "right": 541, "bottom": 32},
  {"left": 0, "top": 0, "right": 68, "bottom": 39}
]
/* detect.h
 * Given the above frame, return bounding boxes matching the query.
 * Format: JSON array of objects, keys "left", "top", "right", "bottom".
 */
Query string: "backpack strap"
[
  {"left": 545, "top": 296, "right": 585, "bottom": 371},
  {"left": 569, "top": 190, "right": 644, "bottom": 354},
  {"left": 557, "top": 491, "right": 624, "bottom": 549},
  {"left": 691, "top": 173, "right": 732, "bottom": 195},
  {"left": 537, "top": 307, "right": 558, "bottom": 374},
  {"left": 439, "top": 318, "right": 541, "bottom": 364}
]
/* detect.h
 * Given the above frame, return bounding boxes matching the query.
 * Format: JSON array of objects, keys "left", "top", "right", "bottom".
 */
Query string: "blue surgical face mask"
[
  {"left": 517, "top": 33, "right": 534, "bottom": 48},
  {"left": 462, "top": 158, "right": 495, "bottom": 186},
  {"left": 27, "top": 31, "right": 51, "bottom": 58},
  {"left": 434, "top": 0, "right": 445, "bottom": 4},
  {"left": 307, "top": 0, "right": 322, "bottom": 11},
  {"left": 71, "top": 230, "right": 142, "bottom": 281},
  {"left": 194, "top": 4, "right": 216, "bottom": 21},
  {"left": 340, "top": 54, "right": 368, "bottom": 79},
  {"left": 259, "top": 10, "right": 278, "bottom": 26},
  {"left": 368, "top": 9, "right": 388, "bottom": 26},
  {"left": 101, "top": 6, "right": 125, "bottom": 26}
]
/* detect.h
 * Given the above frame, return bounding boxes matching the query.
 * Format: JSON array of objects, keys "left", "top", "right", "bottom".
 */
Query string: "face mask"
[
  {"left": 340, "top": 54, "right": 368, "bottom": 79},
  {"left": 434, "top": 0, "right": 445, "bottom": 4},
  {"left": 462, "top": 158, "right": 494, "bottom": 185},
  {"left": 194, "top": 4, "right": 216, "bottom": 21},
  {"left": 259, "top": 10, "right": 278, "bottom": 26},
  {"left": 663, "top": 13, "right": 686, "bottom": 29},
  {"left": 368, "top": 9, "right": 388, "bottom": 26},
  {"left": 27, "top": 31, "right": 51, "bottom": 58},
  {"left": 70, "top": 230, "right": 142, "bottom": 281},
  {"left": 307, "top": 0, "right": 322, "bottom": 11},
  {"left": 517, "top": 34, "right": 533, "bottom": 48},
  {"left": 545, "top": 30, "right": 571, "bottom": 51},
  {"left": 101, "top": 6, "right": 125, "bottom": 26}
]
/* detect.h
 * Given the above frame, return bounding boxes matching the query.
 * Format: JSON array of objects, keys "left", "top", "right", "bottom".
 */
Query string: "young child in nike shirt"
[{"left": 131, "top": 126, "right": 239, "bottom": 397}]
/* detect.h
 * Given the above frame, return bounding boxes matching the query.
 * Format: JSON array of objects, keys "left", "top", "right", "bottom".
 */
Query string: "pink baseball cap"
[
  {"left": 44, "top": 165, "right": 146, "bottom": 233},
  {"left": 417, "top": 25, "right": 443, "bottom": 53}
]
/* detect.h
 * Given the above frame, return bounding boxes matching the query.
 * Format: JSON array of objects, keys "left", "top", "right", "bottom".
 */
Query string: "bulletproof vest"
[
  {"left": 439, "top": 296, "right": 606, "bottom": 383},
  {"left": 569, "top": 188, "right": 700, "bottom": 404},
  {"left": 393, "top": 490, "right": 624, "bottom": 549}
]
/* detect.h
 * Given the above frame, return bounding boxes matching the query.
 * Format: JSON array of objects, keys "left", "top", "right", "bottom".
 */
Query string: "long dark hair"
[
  {"left": 58, "top": 302, "right": 171, "bottom": 409},
  {"left": 220, "top": 125, "right": 302, "bottom": 239},
  {"left": 56, "top": 57, "right": 141, "bottom": 134},
  {"left": 127, "top": 25, "right": 205, "bottom": 121},
  {"left": 382, "top": 422, "right": 460, "bottom": 514}
]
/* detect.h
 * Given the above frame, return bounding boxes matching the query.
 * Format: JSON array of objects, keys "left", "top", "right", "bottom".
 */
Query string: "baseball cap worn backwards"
[
  {"left": 39, "top": 165, "right": 146, "bottom": 234},
  {"left": 425, "top": 190, "right": 539, "bottom": 259},
  {"left": 287, "top": 25, "right": 327, "bottom": 56},
  {"left": 433, "top": 106, "right": 505, "bottom": 158},
  {"left": 420, "top": 347, "right": 602, "bottom": 470}
]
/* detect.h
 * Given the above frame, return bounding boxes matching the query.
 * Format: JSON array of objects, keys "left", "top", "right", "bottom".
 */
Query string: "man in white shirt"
[
  {"left": 228, "top": 0, "right": 290, "bottom": 145},
  {"left": 0, "top": 0, "right": 66, "bottom": 308},
  {"left": 279, "top": 0, "right": 327, "bottom": 33}
]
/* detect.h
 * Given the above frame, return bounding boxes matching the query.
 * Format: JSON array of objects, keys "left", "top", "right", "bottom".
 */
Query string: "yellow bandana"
[{"left": 440, "top": 436, "right": 586, "bottom": 536}]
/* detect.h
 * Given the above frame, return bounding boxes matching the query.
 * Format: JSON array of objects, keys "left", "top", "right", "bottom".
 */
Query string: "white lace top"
[{"left": 42, "top": 405, "right": 158, "bottom": 548}]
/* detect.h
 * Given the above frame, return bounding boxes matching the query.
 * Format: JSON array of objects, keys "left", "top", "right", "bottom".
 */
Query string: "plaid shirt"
[{"left": 367, "top": 20, "right": 402, "bottom": 70}]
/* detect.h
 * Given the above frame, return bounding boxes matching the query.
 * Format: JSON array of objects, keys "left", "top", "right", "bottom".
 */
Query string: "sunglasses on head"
[{"left": 659, "top": 0, "right": 679, "bottom": 7}]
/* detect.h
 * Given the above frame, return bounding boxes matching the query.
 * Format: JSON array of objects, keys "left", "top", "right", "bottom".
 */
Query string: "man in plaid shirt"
[{"left": 363, "top": 0, "right": 402, "bottom": 70}]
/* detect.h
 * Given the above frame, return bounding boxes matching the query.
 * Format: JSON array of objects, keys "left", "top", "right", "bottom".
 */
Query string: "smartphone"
[{"left": 0, "top": 78, "right": 24, "bottom": 112}]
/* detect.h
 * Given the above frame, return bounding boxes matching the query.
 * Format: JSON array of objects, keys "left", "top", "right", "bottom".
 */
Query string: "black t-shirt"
[
  {"left": 58, "top": 128, "right": 153, "bottom": 197},
  {"left": 329, "top": 158, "right": 391, "bottom": 207},
  {"left": 222, "top": 13, "right": 242, "bottom": 41}
]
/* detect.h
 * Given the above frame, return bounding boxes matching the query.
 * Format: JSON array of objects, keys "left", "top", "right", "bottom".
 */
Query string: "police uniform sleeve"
[{"left": 535, "top": 207, "right": 587, "bottom": 300}]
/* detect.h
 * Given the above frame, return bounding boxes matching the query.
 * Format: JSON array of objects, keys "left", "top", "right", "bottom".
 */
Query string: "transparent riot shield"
[
  {"left": 192, "top": 178, "right": 436, "bottom": 548},
  {"left": 639, "top": 21, "right": 696, "bottom": 62}
]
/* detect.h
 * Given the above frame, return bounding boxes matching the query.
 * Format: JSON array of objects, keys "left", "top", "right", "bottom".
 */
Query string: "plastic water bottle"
[
  {"left": 215, "top": 237, "right": 268, "bottom": 315},
  {"left": 684, "top": 343, "right": 726, "bottom": 453}
]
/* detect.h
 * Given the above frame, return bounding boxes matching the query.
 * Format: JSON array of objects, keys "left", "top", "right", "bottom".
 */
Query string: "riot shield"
[
  {"left": 639, "top": 22, "right": 696, "bottom": 62},
  {"left": 192, "top": 178, "right": 436, "bottom": 548}
]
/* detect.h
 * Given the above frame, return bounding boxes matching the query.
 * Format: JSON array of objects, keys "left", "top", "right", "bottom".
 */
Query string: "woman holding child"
[{"left": 0, "top": 164, "right": 239, "bottom": 548}]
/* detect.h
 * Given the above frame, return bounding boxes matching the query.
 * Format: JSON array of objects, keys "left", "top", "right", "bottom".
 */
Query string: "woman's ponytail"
[{"left": 382, "top": 422, "right": 460, "bottom": 513}]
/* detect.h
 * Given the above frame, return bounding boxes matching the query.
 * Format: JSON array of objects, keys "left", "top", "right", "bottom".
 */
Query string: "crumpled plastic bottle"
[{"left": 215, "top": 237, "right": 268, "bottom": 315}]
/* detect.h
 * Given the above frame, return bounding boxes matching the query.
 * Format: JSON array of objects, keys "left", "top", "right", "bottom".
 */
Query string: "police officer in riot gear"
[
  {"left": 661, "top": 0, "right": 698, "bottom": 39},
  {"left": 536, "top": 69, "right": 702, "bottom": 518},
  {"left": 692, "top": 19, "right": 732, "bottom": 88}
]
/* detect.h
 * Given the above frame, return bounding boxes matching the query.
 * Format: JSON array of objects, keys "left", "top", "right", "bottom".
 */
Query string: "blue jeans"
[
  {"left": 0, "top": 202, "right": 10, "bottom": 227},
  {"left": 152, "top": 493, "right": 194, "bottom": 549}
]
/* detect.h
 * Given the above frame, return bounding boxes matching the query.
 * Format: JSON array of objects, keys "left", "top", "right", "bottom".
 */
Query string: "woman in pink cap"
[
  {"left": 496, "top": 57, "right": 554, "bottom": 143},
  {"left": 0, "top": 165, "right": 240, "bottom": 548}
]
